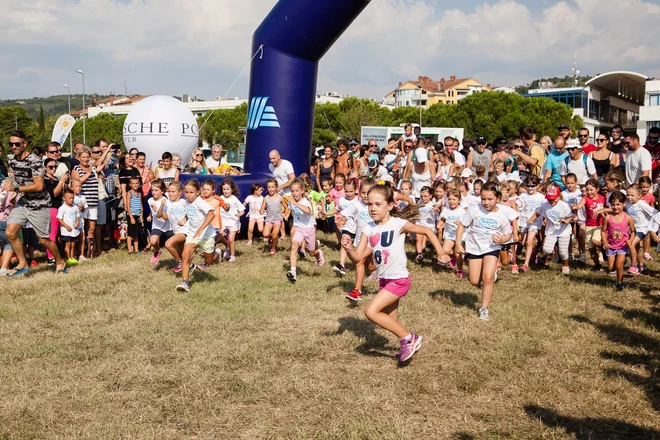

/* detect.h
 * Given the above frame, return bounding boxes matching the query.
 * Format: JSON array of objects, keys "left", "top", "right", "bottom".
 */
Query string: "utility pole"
[{"left": 122, "top": 80, "right": 128, "bottom": 95}]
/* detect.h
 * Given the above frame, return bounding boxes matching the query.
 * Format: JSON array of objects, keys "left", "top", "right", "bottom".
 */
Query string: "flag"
[{"left": 51, "top": 115, "right": 76, "bottom": 145}]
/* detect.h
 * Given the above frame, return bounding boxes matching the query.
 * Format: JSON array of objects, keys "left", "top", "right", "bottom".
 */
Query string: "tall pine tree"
[{"left": 38, "top": 105, "right": 45, "bottom": 133}]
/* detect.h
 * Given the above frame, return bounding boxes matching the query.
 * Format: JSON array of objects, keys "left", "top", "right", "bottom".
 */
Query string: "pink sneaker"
[
  {"left": 269, "top": 249, "right": 277, "bottom": 256},
  {"left": 172, "top": 262, "right": 182, "bottom": 273},
  {"left": 627, "top": 265, "right": 639, "bottom": 275},
  {"left": 228, "top": 256, "right": 237, "bottom": 263},
  {"left": 511, "top": 264, "right": 519, "bottom": 274},
  {"left": 455, "top": 269, "right": 464, "bottom": 278},
  {"left": 520, "top": 264, "right": 529, "bottom": 273},
  {"left": 151, "top": 250, "right": 161, "bottom": 265},
  {"left": 316, "top": 250, "right": 325, "bottom": 266}
]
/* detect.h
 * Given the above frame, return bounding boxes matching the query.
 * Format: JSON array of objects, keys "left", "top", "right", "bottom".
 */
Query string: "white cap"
[
  {"left": 566, "top": 139, "right": 581, "bottom": 149},
  {"left": 414, "top": 147, "right": 428, "bottom": 163},
  {"left": 460, "top": 168, "right": 473, "bottom": 178}
]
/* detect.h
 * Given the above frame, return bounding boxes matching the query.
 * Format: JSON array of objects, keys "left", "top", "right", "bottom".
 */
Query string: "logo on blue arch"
[{"left": 247, "top": 97, "right": 280, "bottom": 130}]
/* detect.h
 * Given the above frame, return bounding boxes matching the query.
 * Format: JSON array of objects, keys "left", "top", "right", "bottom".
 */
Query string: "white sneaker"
[
  {"left": 478, "top": 307, "right": 490, "bottom": 321},
  {"left": 0, "top": 268, "right": 7, "bottom": 276},
  {"left": 286, "top": 270, "right": 297, "bottom": 283},
  {"left": 578, "top": 253, "right": 587, "bottom": 263}
]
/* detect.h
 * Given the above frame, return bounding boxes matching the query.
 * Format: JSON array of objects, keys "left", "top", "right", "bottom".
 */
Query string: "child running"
[
  {"left": 571, "top": 178, "right": 605, "bottom": 271},
  {"left": 219, "top": 178, "right": 245, "bottom": 263},
  {"left": 244, "top": 184, "right": 264, "bottom": 245},
  {"left": 638, "top": 176, "right": 655, "bottom": 260},
  {"left": 199, "top": 180, "right": 227, "bottom": 266},
  {"left": 438, "top": 188, "right": 465, "bottom": 277},
  {"left": 176, "top": 179, "right": 216, "bottom": 292},
  {"left": 330, "top": 177, "right": 360, "bottom": 276},
  {"left": 342, "top": 183, "right": 450, "bottom": 364},
  {"left": 625, "top": 184, "right": 656, "bottom": 274},
  {"left": 162, "top": 181, "right": 188, "bottom": 273},
  {"left": 527, "top": 185, "right": 574, "bottom": 275},
  {"left": 286, "top": 178, "right": 324, "bottom": 282},
  {"left": 260, "top": 179, "right": 287, "bottom": 256},
  {"left": 518, "top": 175, "right": 545, "bottom": 272},
  {"left": 561, "top": 173, "right": 586, "bottom": 263},
  {"left": 57, "top": 188, "right": 81, "bottom": 265},
  {"left": 147, "top": 179, "right": 172, "bottom": 265},
  {"left": 415, "top": 186, "right": 439, "bottom": 264},
  {"left": 455, "top": 182, "right": 513, "bottom": 321},
  {"left": 601, "top": 191, "right": 634, "bottom": 290}
]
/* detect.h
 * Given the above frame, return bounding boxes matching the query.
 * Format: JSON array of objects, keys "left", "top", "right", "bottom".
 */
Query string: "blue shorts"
[
  {"left": 635, "top": 231, "right": 647, "bottom": 240},
  {"left": 606, "top": 247, "right": 628, "bottom": 257},
  {"left": 151, "top": 229, "right": 173, "bottom": 246},
  {"left": 341, "top": 230, "right": 356, "bottom": 240},
  {"left": 466, "top": 249, "right": 500, "bottom": 260}
]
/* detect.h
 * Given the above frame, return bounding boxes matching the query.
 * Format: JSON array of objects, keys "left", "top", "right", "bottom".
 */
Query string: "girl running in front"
[
  {"left": 527, "top": 184, "right": 574, "bottom": 275},
  {"left": 329, "top": 177, "right": 361, "bottom": 276},
  {"left": 244, "top": 183, "right": 265, "bottom": 245},
  {"left": 342, "top": 183, "right": 450, "bottom": 364},
  {"left": 146, "top": 179, "right": 172, "bottom": 265},
  {"left": 638, "top": 176, "right": 655, "bottom": 261},
  {"left": 260, "top": 179, "right": 288, "bottom": 256},
  {"left": 438, "top": 188, "right": 465, "bottom": 277},
  {"left": 601, "top": 191, "right": 634, "bottom": 290},
  {"left": 161, "top": 181, "right": 188, "bottom": 273},
  {"left": 455, "top": 182, "right": 513, "bottom": 321},
  {"left": 286, "top": 178, "right": 324, "bottom": 282},
  {"left": 561, "top": 173, "right": 586, "bottom": 263},
  {"left": 200, "top": 180, "right": 227, "bottom": 267},
  {"left": 518, "top": 175, "right": 545, "bottom": 272},
  {"left": 219, "top": 178, "right": 245, "bottom": 263},
  {"left": 176, "top": 179, "right": 216, "bottom": 293},
  {"left": 415, "top": 186, "right": 439, "bottom": 264},
  {"left": 571, "top": 178, "right": 606, "bottom": 271},
  {"left": 625, "top": 184, "right": 656, "bottom": 274}
]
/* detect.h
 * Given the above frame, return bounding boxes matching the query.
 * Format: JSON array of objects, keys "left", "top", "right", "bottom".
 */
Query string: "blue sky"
[{"left": 1, "top": 0, "right": 659, "bottom": 101}]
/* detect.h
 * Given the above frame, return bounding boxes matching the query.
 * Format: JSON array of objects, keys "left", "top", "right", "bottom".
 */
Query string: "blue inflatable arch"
[{"left": 183, "top": 0, "right": 371, "bottom": 199}]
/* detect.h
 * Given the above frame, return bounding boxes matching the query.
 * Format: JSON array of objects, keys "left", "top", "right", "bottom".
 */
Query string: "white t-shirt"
[
  {"left": 559, "top": 154, "right": 597, "bottom": 184},
  {"left": 185, "top": 196, "right": 215, "bottom": 239},
  {"left": 74, "top": 194, "right": 88, "bottom": 231},
  {"left": 497, "top": 203, "right": 519, "bottom": 244},
  {"left": 288, "top": 197, "right": 316, "bottom": 229},
  {"left": 460, "top": 205, "right": 512, "bottom": 255},
  {"left": 561, "top": 189, "right": 585, "bottom": 223},
  {"left": 220, "top": 195, "right": 245, "bottom": 230},
  {"left": 269, "top": 159, "right": 295, "bottom": 196},
  {"left": 371, "top": 166, "right": 391, "bottom": 181},
  {"left": 336, "top": 196, "right": 360, "bottom": 232},
  {"left": 362, "top": 216, "right": 409, "bottom": 280},
  {"left": 341, "top": 199, "right": 374, "bottom": 245},
  {"left": 625, "top": 147, "right": 652, "bottom": 186},
  {"left": 55, "top": 162, "right": 69, "bottom": 179},
  {"left": 57, "top": 203, "right": 81, "bottom": 237},
  {"left": 535, "top": 200, "right": 572, "bottom": 237},
  {"left": 244, "top": 195, "right": 264, "bottom": 219},
  {"left": 166, "top": 198, "right": 188, "bottom": 235},
  {"left": 206, "top": 155, "right": 226, "bottom": 172},
  {"left": 495, "top": 172, "right": 508, "bottom": 183},
  {"left": 626, "top": 200, "right": 656, "bottom": 234},
  {"left": 441, "top": 205, "right": 463, "bottom": 241},
  {"left": 518, "top": 192, "right": 545, "bottom": 228},
  {"left": 417, "top": 202, "right": 439, "bottom": 233},
  {"left": 453, "top": 150, "right": 466, "bottom": 166},
  {"left": 148, "top": 196, "right": 169, "bottom": 232},
  {"left": 649, "top": 211, "right": 660, "bottom": 234}
]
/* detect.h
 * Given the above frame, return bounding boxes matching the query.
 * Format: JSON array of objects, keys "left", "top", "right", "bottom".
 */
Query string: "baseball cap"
[
  {"left": 349, "top": 138, "right": 359, "bottom": 145},
  {"left": 476, "top": 136, "right": 487, "bottom": 144},
  {"left": 558, "top": 123, "right": 571, "bottom": 130},
  {"left": 565, "top": 139, "right": 581, "bottom": 150},
  {"left": 414, "top": 147, "right": 428, "bottom": 163},
  {"left": 368, "top": 158, "right": 379, "bottom": 169},
  {"left": 546, "top": 185, "right": 560, "bottom": 200},
  {"left": 460, "top": 168, "right": 473, "bottom": 178}
]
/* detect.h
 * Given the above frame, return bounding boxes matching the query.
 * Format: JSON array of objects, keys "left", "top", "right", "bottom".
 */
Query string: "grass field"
[{"left": 0, "top": 234, "right": 659, "bottom": 439}]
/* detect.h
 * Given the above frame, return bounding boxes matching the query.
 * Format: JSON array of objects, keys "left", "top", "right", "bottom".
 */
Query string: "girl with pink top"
[{"left": 601, "top": 191, "right": 635, "bottom": 291}]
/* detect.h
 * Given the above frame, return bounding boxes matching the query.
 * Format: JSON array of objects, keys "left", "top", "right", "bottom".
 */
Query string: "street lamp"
[
  {"left": 416, "top": 84, "right": 423, "bottom": 129},
  {"left": 76, "top": 69, "right": 86, "bottom": 145},
  {"left": 62, "top": 84, "right": 72, "bottom": 153}
]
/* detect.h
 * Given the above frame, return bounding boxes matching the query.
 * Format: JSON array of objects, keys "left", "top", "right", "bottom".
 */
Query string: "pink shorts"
[
  {"left": 379, "top": 276, "right": 411, "bottom": 297},
  {"left": 292, "top": 226, "right": 317, "bottom": 250},
  {"left": 266, "top": 220, "right": 282, "bottom": 226}
]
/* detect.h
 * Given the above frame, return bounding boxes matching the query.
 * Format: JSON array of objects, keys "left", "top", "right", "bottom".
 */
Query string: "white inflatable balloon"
[{"left": 123, "top": 95, "right": 199, "bottom": 166}]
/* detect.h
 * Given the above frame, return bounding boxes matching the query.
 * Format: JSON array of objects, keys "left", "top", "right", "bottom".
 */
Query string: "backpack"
[{"left": 564, "top": 153, "right": 588, "bottom": 168}]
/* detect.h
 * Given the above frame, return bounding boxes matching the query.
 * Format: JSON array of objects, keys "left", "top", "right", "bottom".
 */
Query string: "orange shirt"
[{"left": 202, "top": 195, "right": 227, "bottom": 229}]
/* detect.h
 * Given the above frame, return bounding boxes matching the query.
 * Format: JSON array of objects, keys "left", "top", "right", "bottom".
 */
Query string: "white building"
[{"left": 637, "top": 79, "right": 660, "bottom": 142}]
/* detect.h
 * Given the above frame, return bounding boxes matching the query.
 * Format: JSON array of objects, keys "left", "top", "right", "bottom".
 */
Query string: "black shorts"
[
  {"left": 61, "top": 235, "right": 79, "bottom": 243},
  {"left": 326, "top": 216, "right": 336, "bottom": 233},
  {"left": 151, "top": 229, "right": 173, "bottom": 246},
  {"left": 341, "top": 230, "right": 356, "bottom": 240},
  {"left": 500, "top": 244, "right": 512, "bottom": 251},
  {"left": 465, "top": 249, "right": 500, "bottom": 260},
  {"left": 127, "top": 220, "right": 141, "bottom": 239}
]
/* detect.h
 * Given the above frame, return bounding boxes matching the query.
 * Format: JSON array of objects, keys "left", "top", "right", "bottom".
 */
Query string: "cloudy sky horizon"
[{"left": 2, "top": 0, "right": 659, "bottom": 101}]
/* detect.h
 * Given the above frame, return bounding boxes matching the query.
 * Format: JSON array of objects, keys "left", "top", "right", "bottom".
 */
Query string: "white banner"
[{"left": 51, "top": 115, "right": 76, "bottom": 145}]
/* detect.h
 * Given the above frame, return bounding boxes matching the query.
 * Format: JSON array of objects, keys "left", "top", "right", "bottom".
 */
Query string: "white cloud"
[{"left": 0, "top": 0, "right": 659, "bottom": 99}]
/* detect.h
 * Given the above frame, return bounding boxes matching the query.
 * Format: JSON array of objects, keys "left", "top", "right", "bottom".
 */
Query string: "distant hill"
[
  {"left": 0, "top": 94, "right": 110, "bottom": 120},
  {"left": 515, "top": 75, "right": 593, "bottom": 94}
]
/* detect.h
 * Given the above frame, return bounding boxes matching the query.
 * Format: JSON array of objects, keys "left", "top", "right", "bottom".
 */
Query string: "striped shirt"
[
  {"left": 74, "top": 165, "right": 99, "bottom": 207},
  {"left": 129, "top": 191, "right": 142, "bottom": 215}
]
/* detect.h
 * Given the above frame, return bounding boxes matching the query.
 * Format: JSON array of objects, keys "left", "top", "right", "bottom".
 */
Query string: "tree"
[
  {"left": 69, "top": 113, "right": 126, "bottom": 146},
  {"left": 198, "top": 103, "right": 248, "bottom": 150},
  {"left": 38, "top": 105, "right": 45, "bottom": 133},
  {"left": 336, "top": 97, "right": 386, "bottom": 139}
]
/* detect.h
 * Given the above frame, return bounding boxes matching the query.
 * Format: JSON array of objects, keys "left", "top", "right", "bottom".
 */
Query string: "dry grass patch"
[{"left": 0, "top": 234, "right": 659, "bottom": 439}]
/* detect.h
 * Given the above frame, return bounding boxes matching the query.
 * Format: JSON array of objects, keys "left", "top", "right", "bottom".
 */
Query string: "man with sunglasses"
[
  {"left": 643, "top": 127, "right": 660, "bottom": 181},
  {"left": 515, "top": 126, "right": 547, "bottom": 177},
  {"left": 609, "top": 125, "right": 624, "bottom": 154},
  {"left": 444, "top": 136, "right": 466, "bottom": 173},
  {"left": 624, "top": 133, "right": 651, "bottom": 186},
  {"left": 543, "top": 136, "right": 568, "bottom": 189},
  {"left": 577, "top": 127, "right": 596, "bottom": 155},
  {"left": 46, "top": 141, "right": 70, "bottom": 178},
  {"left": 2, "top": 130, "right": 66, "bottom": 276},
  {"left": 466, "top": 136, "right": 492, "bottom": 179}
]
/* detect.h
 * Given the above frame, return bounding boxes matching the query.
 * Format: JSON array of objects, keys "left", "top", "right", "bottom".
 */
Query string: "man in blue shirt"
[{"left": 543, "top": 136, "right": 568, "bottom": 190}]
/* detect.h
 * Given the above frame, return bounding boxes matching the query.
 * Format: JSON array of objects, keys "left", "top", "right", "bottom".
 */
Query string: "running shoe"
[
  {"left": 615, "top": 282, "right": 625, "bottom": 291},
  {"left": 608, "top": 270, "right": 617, "bottom": 277},
  {"left": 639, "top": 264, "right": 646, "bottom": 273},
  {"left": 455, "top": 269, "right": 464, "bottom": 278},
  {"left": 197, "top": 263, "right": 209, "bottom": 271},
  {"left": 562, "top": 266, "right": 570, "bottom": 275},
  {"left": 269, "top": 249, "right": 277, "bottom": 256},
  {"left": 173, "top": 262, "right": 182, "bottom": 273},
  {"left": 449, "top": 256, "right": 456, "bottom": 269},
  {"left": 520, "top": 264, "right": 529, "bottom": 273},
  {"left": 643, "top": 252, "right": 653, "bottom": 261},
  {"left": 577, "top": 253, "right": 587, "bottom": 263},
  {"left": 478, "top": 307, "right": 490, "bottom": 321},
  {"left": 286, "top": 270, "right": 297, "bottom": 283},
  {"left": 511, "top": 264, "right": 519, "bottom": 274},
  {"left": 496, "top": 262, "right": 502, "bottom": 271},
  {"left": 29, "top": 260, "right": 39, "bottom": 267},
  {"left": 398, "top": 333, "right": 422, "bottom": 363},
  {"left": 346, "top": 289, "right": 362, "bottom": 301},
  {"left": 332, "top": 265, "right": 346, "bottom": 277},
  {"left": 47, "top": 258, "right": 55, "bottom": 266},
  {"left": 176, "top": 281, "right": 190, "bottom": 293},
  {"left": 627, "top": 265, "right": 639, "bottom": 275},
  {"left": 315, "top": 250, "right": 325, "bottom": 267},
  {"left": 223, "top": 248, "right": 231, "bottom": 260},
  {"left": 246, "top": 240, "right": 253, "bottom": 246},
  {"left": 189, "top": 263, "right": 197, "bottom": 275},
  {"left": 151, "top": 250, "right": 161, "bottom": 265},
  {"left": 66, "top": 258, "right": 79, "bottom": 266},
  {"left": 415, "top": 253, "right": 424, "bottom": 264},
  {"left": 228, "top": 256, "right": 237, "bottom": 263}
]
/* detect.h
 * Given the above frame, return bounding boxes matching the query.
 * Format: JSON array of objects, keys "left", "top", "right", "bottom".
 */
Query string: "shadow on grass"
[
  {"left": 603, "top": 303, "right": 660, "bottom": 332},
  {"left": 451, "top": 433, "right": 475, "bottom": 440},
  {"left": 571, "top": 312, "right": 660, "bottom": 412},
  {"left": 327, "top": 316, "right": 395, "bottom": 359},
  {"left": 429, "top": 289, "right": 478, "bottom": 310},
  {"left": 567, "top": 271, "right": 656, "bottom": 295},
  {"left": 524, "top": 404, "right": 660, "bottom": 439}
]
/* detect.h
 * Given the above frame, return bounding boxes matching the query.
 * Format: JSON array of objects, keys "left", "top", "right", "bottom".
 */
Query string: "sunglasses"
[
  {"left": 91, "top": 150, "right": 101, "bottom": 154},
  {"left": 597, "top": 138, "right": 608, "bottom": 142},
  {"left": 649, "top": 136, "right": 659, "bottom": 141},
  {"left": 48, "top": 150, "right": 59, "bottom": 154},
  {"left": 578, "top": 135, "right": 589, "bottom": 138},
  {"left": 8, "top": 142, "right": 23, "bottom": 147},
  {"left": 195, "top": 154, "right": 203, "bottom": 157},
  {"left": 498, "top": 141, "right": 508, "bottom": 144},
  {"left": 46, "top": 166, "right": 56, "bottom": 169},
  {"left": 623, "top": 141, "right": 632, "bottom": 146},
  {"left": 525, "top": 184, "right": 537, "bottom": 188}
]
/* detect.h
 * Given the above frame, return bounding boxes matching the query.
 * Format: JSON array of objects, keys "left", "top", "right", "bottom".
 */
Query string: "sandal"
[
  {"left": 7, "top": 267, "right": 30, "bottom": 277},
  {"left": 56, "top": 267, "right": 70, "bottom": 275}
]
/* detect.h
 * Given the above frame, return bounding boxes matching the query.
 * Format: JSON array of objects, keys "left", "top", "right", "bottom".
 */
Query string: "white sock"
[
  {"left": 290, "top": 267, "right": 296, "bottom": 274},
  {"left": 403, "top": 333, "right": 412, "bottom": 341}
]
